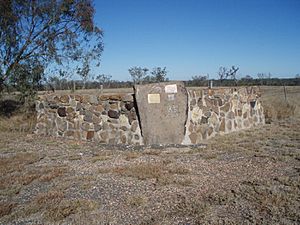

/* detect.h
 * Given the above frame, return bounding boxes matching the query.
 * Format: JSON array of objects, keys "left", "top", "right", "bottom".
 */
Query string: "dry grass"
[
  {"left": 0, "top": 152, "right": 42, "bottom": 175},
  {"left": 109, "top": 162, "right": 191, "bottom": 186},
  {"left": 126, "top": 195, "right": 148, "bottom": 207},
  {"left": 123, "top": 151, "right": 142, "bottom": 160},
  {"left": 261, "top": 86, "right": 299, "bottom": 121},
  {"left": 39, "top": 166, "right": 69, "bottom": 182},
  {"left": 0, "top": 202, "right": 17, "bottom": 218},
  {"left": 27, "top": 190, "right": 97, "bottom": 222},
  {"left": 0, "top": 96, "right": 36, "bottom": 133},
  {"left": 90, "top": 150, "right": 115, "bottom": 162}
]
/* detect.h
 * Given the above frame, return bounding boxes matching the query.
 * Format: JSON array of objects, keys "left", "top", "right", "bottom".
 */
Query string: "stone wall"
[
  {"left": 35, "top": 93, "right": 143, "bottom": 145},
  {"left": 182, "top": 86, "right": 265, "bottom": 144},
  {"left": 35, "top": 86, "right": 264, "bottom": 145}
]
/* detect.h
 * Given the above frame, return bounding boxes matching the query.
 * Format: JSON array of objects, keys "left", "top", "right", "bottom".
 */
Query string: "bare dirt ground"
[{"left": 0, "top": 86, "right": 299, "bottom": 224}]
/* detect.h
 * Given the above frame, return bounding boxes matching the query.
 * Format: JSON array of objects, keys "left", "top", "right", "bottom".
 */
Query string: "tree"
[
  {"left": 0, "top": 0, "right": 103, "bottom": 95},
  {"left": 257, "top": 73, "right": 272, "bottom": 85},
  {"left": 150, "top": 67, "right": 168, "bottom": 82},
  {"left": 128, "top": 66, "right": 148, "bottom": 84},
  {"left": 190, "top": 74, "right": 208, "bottom": 86},
  {"left": 9, "top": 60, "right": 43, "bottom": 106},
  {"left": 218, "top": 66, "right": 239, "bottom": 84},
  {"left": 218, "top": 67, "right": 227, "bottom": 83},
  {"left": 76, "top": 56, "right": 91, "bottom": 89},
  {"left": 96, "top": 74, "right": 112, "bottom": 88},
  {"left": 48, "top": 76, "right": 61, "bottom": 91},
  {"left": 257, "top": 73, "right": 272, "bottom": 79}
]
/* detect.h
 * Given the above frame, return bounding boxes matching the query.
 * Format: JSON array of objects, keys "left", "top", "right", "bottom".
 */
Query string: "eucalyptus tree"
[{"left": 0, "top": 0, "right": 103, "bottom": 96}]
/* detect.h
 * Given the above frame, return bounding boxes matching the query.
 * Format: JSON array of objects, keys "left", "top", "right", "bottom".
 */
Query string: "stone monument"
[{"left": 134, "top": 82, "right": 188, "bottom": 145}]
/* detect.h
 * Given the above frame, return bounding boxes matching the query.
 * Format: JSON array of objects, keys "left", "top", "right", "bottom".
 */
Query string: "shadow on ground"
[{"left": 0, "top": 99, "right": 22, "bottom": 117}]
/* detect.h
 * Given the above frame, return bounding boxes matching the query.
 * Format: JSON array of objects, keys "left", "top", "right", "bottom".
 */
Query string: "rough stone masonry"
[{"left": 35, "top": 83, "right": 265, "bottom": 145}]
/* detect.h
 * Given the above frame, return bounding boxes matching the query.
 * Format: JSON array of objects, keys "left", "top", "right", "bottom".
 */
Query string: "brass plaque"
[{"left": 148, "top": 94, "right": 160, "bottom": 104}]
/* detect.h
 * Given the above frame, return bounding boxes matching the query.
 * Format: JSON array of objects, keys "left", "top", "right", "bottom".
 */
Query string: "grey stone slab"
[{"left": 134, "top": 82, "right": 188, "bottom": 145}]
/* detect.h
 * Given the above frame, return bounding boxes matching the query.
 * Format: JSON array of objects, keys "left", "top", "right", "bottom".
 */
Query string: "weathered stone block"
[
  {"left": 100, "top": 131, "right": 108, "bottom": 141},
  {"left": 109, "top": 103, "right": 118, "bottom": 110},
  {"left": 75, "top": 95, "right": 83, "bottom": 102},
  {"left": 208, "top": 127, "right": 214, "bottom": 136},
  {"left": 131, "top": 121, "right": 138, "bottom": 132},
  {"left": 127, "top": 111, "right": 137, "bottom": 124},
  {"left": 189, "top": 132, "right": 198, "bottom": 144},
  {"left": 39, "top": 102, "right": 44, "bottom": 109},
  {"left": 134, "top": 82, "right": 188, "bottom": 145},
  {"left": 204, "top": 111, "right": 211, "bottom": 118},
  {"left": 220, "top": 102, "right": 230, "bottom": 112},
  {"left": 67, "top": 112, "right": 76, "bottom": 121},
  {"left": 120, "top": 126, "right": 127, "bottom": 131},
  {"left": 95, "top": 104, "right": 104, "bottom": 112},
  {"left": 60, "top": 95, "right": 69, "bottom": 103},
  {"left": 49, "top": 102, "right": 59, "bottom": 109},
  {"left": 81, "top": 122, "right": 92, "bottom": 131},
  {"left": 76, "top": 102, "right": 82, "bottom": 111},
  {"left": 83, "top": 111, "right": 93, "bottom": 122},
  {"left": 250, "top": 100, "right": 256, "bottom": 108},
  {"left": 208, "top": 113, "right": 218, "bottom": 126},
  {"left": 108, "top": 110, "right": 120, "bottom": 119},
  {"left": 87, "top": 131, "right": 94, "bottom": 140},
  {"left": 125, "top": 102, "right": 134, "bottom": 111},
  {"left": 57, "top": 117, "right": 67, "bottom": 131},
  {"left": 81, "top": 95, "right": 90, "bottom": 104},
  {"left": 92, "top": 115, "right": 101, "bottom": 124},
  {"left": 200, "top": 116, "right": 208, "bottom": 124},
  {"left": 227, "top": 111, "right": 235, "bottom": 119},
  {"left": 121, "top": 94, "right": 134, "bottom": 102},
  {"left": 57, "top": 107, "right": 66, "bottom": 117},
  {"left": 94, "top": 124, "right": 102, "bottom": 132},
  {"left": 238, "top": 109, "right": 242, "bottom": 117},
  {"left": 89, "top": 95, "right": 98, "bottom": 105},
  {"left": 227, "top": 120, "right": 232, "bottom": 130},
  {"left": 220, "top": 118, "right": 225, "bottom": 132},
  {"left": 190, "top": 98, "right": 196, "bottom": 106},
  {"left": 108, "top": 118, "right": 119, "bottom": 124},
  {"left": 121, "top": 135, "right": 127, "bottom": 144}
]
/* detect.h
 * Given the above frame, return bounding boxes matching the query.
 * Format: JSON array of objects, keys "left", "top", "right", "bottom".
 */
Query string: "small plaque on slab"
[
  {"left": 165, "top": 84, "right": 177, "bottom": 93},
  {"left": 148, "top": 94, "right": 160, "bottom": 104}
]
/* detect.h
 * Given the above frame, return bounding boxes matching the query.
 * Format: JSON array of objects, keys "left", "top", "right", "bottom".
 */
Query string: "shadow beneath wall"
[{"left": 0, "top": 99, "right": 22, "bottom": 117}]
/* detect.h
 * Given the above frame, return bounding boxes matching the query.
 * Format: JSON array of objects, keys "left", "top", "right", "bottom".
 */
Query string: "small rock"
[
  {"left": 57, "top": 107, "right": 66, "bottom": 117},
  {"left": 108, "top": 110, "right": 120, "bottom": 119}
]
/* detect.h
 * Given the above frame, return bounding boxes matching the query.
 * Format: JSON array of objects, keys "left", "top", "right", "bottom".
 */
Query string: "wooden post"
[{"left": 283, "top": 85, "right": 287, "bottom": 102}]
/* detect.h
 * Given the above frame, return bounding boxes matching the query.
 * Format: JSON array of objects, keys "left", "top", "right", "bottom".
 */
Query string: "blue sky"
[{"left": 93, "top": 0, "right": 300, "bottom": 81}]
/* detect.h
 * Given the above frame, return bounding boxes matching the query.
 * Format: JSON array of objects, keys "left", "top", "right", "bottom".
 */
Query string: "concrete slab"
[{"left": 134, "top": 82, "right": 188, "bottom": 145}]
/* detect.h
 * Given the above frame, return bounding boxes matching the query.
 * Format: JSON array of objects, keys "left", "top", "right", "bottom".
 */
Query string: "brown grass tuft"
[
  {"left": 44, "top": 199, "right": 97, "bottom": 222},
  {"left": 35, "top": 190, "right": 65, "bottom": 205},
  {"left": 0, "top": 152, "right": 42, "bottom": 175},
  {"left": 39, "top": 167, "right": 68, "bottom": 182},
  {"left": 126, "top": 195, "right": 148, "bottom": 207},
  {"left": 0, "top": 202, "right": 17, "bottom": 217},
  {"left": 110, "top": 162, "right": 191, "bottom": 186},
  {"left": 124, "top": 151, "right": 142, "bottom": 160},
  {"left": 0, "top": 113, "right": 36, "bottom": 133},
  {"left": 114, "top": 163, "right": 164, "bottom": 180}
]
